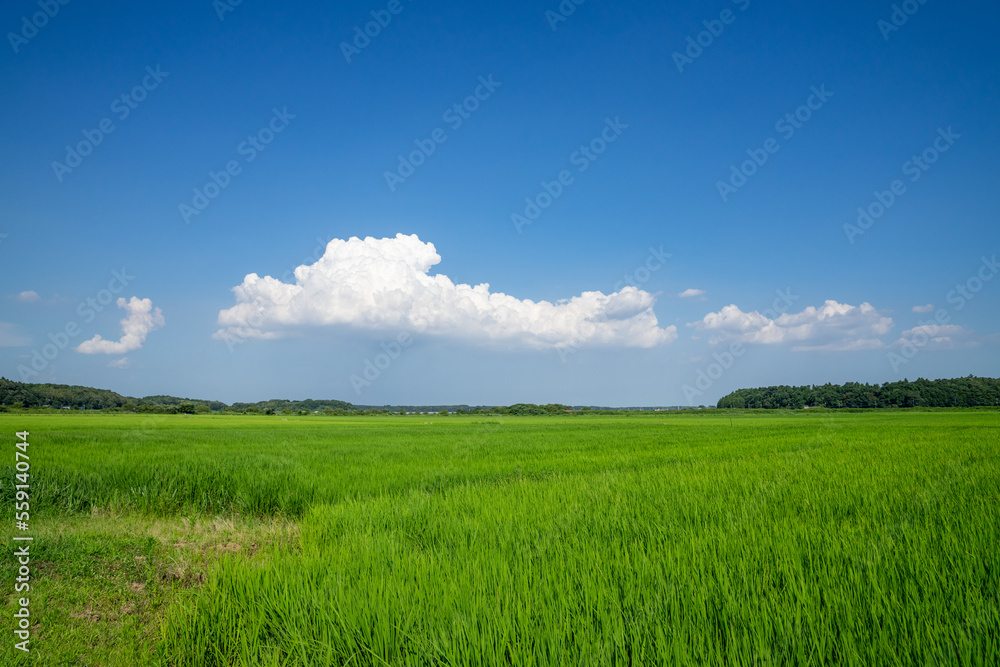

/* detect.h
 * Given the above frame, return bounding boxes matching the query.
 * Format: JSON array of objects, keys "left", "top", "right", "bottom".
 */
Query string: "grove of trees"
[{"left": 716, "top": 376, "right": 1000, "bottom": 409}]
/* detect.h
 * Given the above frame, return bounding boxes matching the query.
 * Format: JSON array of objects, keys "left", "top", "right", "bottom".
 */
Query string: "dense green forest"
[
  {"left": 0, "top": 378, "right": 354, "bottom": 414},
  {"left": 716, "top": 376, "right": 1000, "bottom": 409},
  {"left": 0, "top": 378, "right": 131, "bottom": 410}
]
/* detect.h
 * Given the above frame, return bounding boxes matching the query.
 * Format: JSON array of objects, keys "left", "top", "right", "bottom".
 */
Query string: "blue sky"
[{"left": 1, "top": 0, "right": 998, "bottom": 406}]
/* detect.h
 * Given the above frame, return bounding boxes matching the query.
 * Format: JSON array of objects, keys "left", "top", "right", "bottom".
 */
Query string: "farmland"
[{"left": 1, "top": 411, "right": 998, "bottom": 665}]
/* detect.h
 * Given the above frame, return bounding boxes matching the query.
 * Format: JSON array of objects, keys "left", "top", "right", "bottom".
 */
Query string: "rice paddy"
[{"left": 1, "top": 410, "right": 998, "bottom": 665}]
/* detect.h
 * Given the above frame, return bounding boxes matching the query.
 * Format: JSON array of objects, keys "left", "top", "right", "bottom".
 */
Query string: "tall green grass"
[
  {"left": 1, "top": 411, "right": 998, "bottom": 664},
  {"left": 3, "top": 412, "right": 823, "bottom": 516}
]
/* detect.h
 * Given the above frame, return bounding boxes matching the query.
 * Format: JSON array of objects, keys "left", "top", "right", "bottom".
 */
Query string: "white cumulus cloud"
[
  {"left": 678, "top": 288, "right": 705, "bottom": 298},
  {"left": 214, "top": 234, "right": 677, "bottom": 349},
  {"left": 689, "top": 300, "right": 893, "bottom": 350},
  {"left": 76, "top": 297, "right": 164, "bottom": 355}
]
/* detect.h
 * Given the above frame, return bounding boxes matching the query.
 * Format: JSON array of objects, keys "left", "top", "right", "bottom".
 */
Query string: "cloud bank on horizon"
[
  {"left": 213, "top": 234, "right": 992, "bottom": 357},
  {"left": 690, "top": 301, "right": 894, "bottom": 352},
  {"left": 214, "top": 234, "right": 679, "bottom": 349}
]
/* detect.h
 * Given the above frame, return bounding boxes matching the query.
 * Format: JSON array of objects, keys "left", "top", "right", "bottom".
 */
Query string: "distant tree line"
[
  {"left": 0, "top": 381, "right": 624, "bottom": 416},
  {"left": 231, "top": 398, "right": 354, "bottom": 413},
  {"left": 716, "top": 376, "right": 1000, "bottom": 409},
  {"left": 16, "top": 375, "right": 996, "bottom": 415},
  {"left": 0, "top": 378, "right": 131, "bottom": 410},
  {"left": 0, "top": 379, "right": 357, "bottom": 414}
]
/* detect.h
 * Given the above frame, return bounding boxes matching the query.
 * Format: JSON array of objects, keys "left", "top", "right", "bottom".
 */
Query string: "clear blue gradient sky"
[{"left": 1, "top": 0, "right": 998, "bottom": 406}]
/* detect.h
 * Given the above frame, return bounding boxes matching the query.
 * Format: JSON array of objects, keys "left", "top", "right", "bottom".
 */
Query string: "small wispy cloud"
[
  {"left": 0, "top": 322, "right": 32, "bottom": 347},
  {"left": 76, "top": 297, "right": 164, "bottom": 355},
  {"left": 793, "top": 338, "right": 886, "bottom": 352},
  {"left": 13, "top": 291, "right": 40, "bottom": 303},
  {"left": 912, "top": 304, "right": 934, "bottom": 313},
  {"left": 678, "top": 288, "right": 705, "bottom": 299},
  {"left": 108, "top": 357, "right": 131, "bottom": 369},
  {"left": 892, "top": 324, "right": 979, "bottom": 350}
]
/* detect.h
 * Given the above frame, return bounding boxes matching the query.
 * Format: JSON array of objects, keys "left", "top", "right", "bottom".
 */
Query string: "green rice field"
[{"left": 1, "top": 411, "right": 998, "bottom": 665}]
